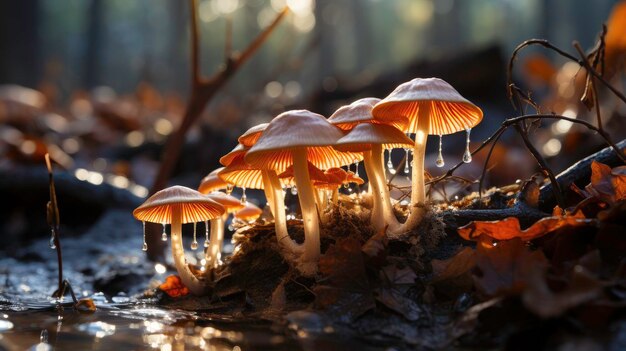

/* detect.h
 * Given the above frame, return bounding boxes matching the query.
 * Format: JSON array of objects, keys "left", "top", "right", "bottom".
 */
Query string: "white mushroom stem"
[
  {"left": 263, "top": 169, "right": 302, "bottom": 255},
  {"left": 397, "top": 103, "right": 430, "bottom": 233},
  {"left": 261, "top": 169, "right": 276, "bottom": 217},
  {"left": 170, "top": 204, "right": 207, "bottom": 295},
  {"left": 292, "top": 147, "right": 320, "bottom": 276},
  {"left": 364, "top": 144, "right": 401, "bottom": 234},
  {"left": 204, "top": 213, "right": 228, "bottom": 269}
]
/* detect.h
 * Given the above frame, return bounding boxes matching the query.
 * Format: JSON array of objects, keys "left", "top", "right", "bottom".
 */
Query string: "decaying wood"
[{"left": 539, "top": 139, "right": 626, "bottom": 211}]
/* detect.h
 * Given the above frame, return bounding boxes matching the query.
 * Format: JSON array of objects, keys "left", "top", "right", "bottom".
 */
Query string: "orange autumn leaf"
[
  {"left": 585, "top": 161, "right": 626, "bottom": 204},
  {"left": 458, "top": 210, "right": 591, "bottom": 242},
  {"left": 158, "top": 275, "right": 190, "bottom": 298},
  {"left": 604, "top": 1, "right": 626, "bottom": 78}
]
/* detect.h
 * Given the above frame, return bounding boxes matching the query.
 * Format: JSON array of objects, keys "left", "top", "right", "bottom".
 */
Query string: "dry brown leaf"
[
  {"left": 158, "top": 275, "right": 190, "bottom": 298},
  {"left": 585, "top": 161, "right": 626, "bottom": 205},
  {"left": 74, "top": 298, "right": 97, "bottom": 313},
  {"left": 458, "top": 209, "right": 591, "bottom": 242},
  {"left": 473, "top": 237, "right": 549, "bottom": 297}
]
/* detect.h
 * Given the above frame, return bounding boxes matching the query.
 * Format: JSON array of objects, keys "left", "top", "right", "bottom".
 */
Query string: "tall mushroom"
[
  {"left": 335, "top": 122, "right": 413, "bottom": 233},
  {"left": 372, "top": 78, "right": 483, "bottom": 232},
  {"left": 245, "top": 110, "right": 360, "bottom": 275},
  {"left": 133, "top": 186, "right": 224, "bottom": 295}
]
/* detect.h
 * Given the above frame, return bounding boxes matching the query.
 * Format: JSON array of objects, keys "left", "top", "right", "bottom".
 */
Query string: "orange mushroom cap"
[
  {"left": 372, "top": 77, "right": 483, "bottom": 135},
  {"left": 238, "top": 123, "right": 268, "bottom": 147},
  {"left": 278, "top": 161, "right": 328, "bottom": 187},
  {"left": 334, "top": 122, "right": 414, "bottom": 153},
  {"left": 328, "top": 97, "right": 408, "bottom": 131},
  {"left": 206, "top": 191, "right": 244, "bottom": 213},
  {"left": 244, "top": 110, "right": 361, "bottom": 171},
  {"left": 220, "top": 144, "right": 248, "bottom": 167},
  {"left": 218, "top": 153, "right": 267, "bottom": 189},
  {"left": 133, "top": 185, "right": 225, "bottom": 224},
  {"left": 198, "top": 167, "right": 230, "bottom": 194},
  {"left": 234, "top": 202, "right": 263, "bottom": 222}
]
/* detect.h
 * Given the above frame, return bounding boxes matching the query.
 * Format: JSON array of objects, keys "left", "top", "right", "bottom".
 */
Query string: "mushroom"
[
  {"left": 198, "top": 167, "right": 231, "bottom": 194},
  {"left": 238, "top": 123, "right": 269, "bottom": 147},
  {"left": 234, "top": 201, "right": 263, "bottom": 223},
  {"left": 204, "top": 192, "right": 244, "bottom": 270},
  {"left": 245, "top": 110, "right": 360, "bottom": 275},
  {"left": 278, "top": 161, "right": 329, "bottom": 219},
  {"left": 217, "top": 149, "right": 300, "bottom": 255},
  {"left": 317, "top": 167, "right": 364, "bottom": 206},
  {"left": 133, "top": 185, "right": 225, "bottom": 295},
  {"left": 372, "top": 78, "right": 483, "bottom": 232},
  {"left": 335, "top": 122, "right": 413, "bottom": 233}
]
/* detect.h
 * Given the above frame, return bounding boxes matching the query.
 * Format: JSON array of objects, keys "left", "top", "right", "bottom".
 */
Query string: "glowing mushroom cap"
[
  {"left": 218, "top": 153, "right": 267, "bottom": 190},
  {"left": 328, "top": 97, "right": 408, "bottom": 131},
  {"left": 198, "top": 167, "right": 230, "bottom": 194},
  {"left": 220, "top": 144, "right": 248, "bottom": 167},
  {"left": 315, "top": 168, "right": 364, "bottom": 190},
  {"left": 372, "top": 77, "right": 483, "bottom": 135},
  {"left": 278, "top": 161, "right": 328, "bottom": 187},
  {"left": 244, "top": 110, "right": 361, "bottom": 171},
  {"left": 334, "top": 122, "right": 414, "bottom": 153},
  {"left": 133, "top": 185, "right": 225, "bottom": 224},
  {"left": 206, "top": 191, "right": 245, "bottom": 213},
  {"left": 234, "top": 202, "right": 263, "bottom": 222},
  {"left": 238, "top": 123, "right": 268, "bottom": 147}
]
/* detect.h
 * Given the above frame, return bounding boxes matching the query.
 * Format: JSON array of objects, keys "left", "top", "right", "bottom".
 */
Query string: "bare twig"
[
  {"left": 147, "top": 3, "right": 288, "bottom": 260},
  {"left": 45, "top": 154, "right": 64, "bottom": 298}
]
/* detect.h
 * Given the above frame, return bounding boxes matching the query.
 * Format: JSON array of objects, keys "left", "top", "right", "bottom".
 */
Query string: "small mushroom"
[
  {"left": 245, "top": 110, "right": 361, "bottom": 275},
  {"left": 278, "top": 161, "right": 329, "bottom": 219},
  {"left": 133, "top": 186, "right": 225, "bottom": 295},
  {"left": 335, "top": 122, "right": 413, "bottom": 234},
  {"left": 234, "top": 201, "right": 263, "bottom": 223},
  {"left": 198, "top": 167, "right": 231, "bottom": 194},
  {"left": 204, "top": 192, "right": 244, "bottom": 270},
  {"left": 372, "top": 77, "right": 483, "bottom": 233}
]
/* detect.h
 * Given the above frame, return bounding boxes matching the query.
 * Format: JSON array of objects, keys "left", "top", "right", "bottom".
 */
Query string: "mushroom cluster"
[{"left": 133, "top": 77, "right": 482, "bottom": 293}]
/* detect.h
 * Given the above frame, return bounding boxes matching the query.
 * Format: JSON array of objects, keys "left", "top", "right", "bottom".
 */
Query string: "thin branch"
[
  {"left": 190, "top": 0, "right": 200, "bottom": 86},
  {"left": 478, "top": 127, "right": 507, "bottom": 203}
]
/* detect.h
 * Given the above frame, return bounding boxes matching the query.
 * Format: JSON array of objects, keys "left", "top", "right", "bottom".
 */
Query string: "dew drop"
[
  {"left": 436, "top": 135, "right": 445, "bottom": 167},
  {"left": 240, "top": 188, "right": 247, "bottom": 203},
  {"left": 386, "top": 149, "right": 393, "bottom": 171},
  {"left": 228, "top": 224, "right": 235, "bottom": 231},
  {"left": 291, "top": 186, "right": 298, "bottom": 195},
  {"left": 161, "top": 223, "right": 167, "bottom": 241},
  {"left": 142, "top": 221, "right": 147, "bottom": 251},
  {"left": 403, "top": 148, "right": 410, "bottom": 174},
  {"left": 462, "top": 128, "right": 472, "bottom": 163},
  {"left": 49, "top": 229, "right": 56, "bottom": 249},
  {"left": 354, "top": 160, "right": 360, "bottom": 177},
  {"left": 204, "top": 221, "right": 210, "bottom": 248},
  {"left": 40, "top": 329, "right": 49, "bottom": 343},
  {"left": 191, "top": 222, "right": 198, "bottom": 250},
  {"left": 226, "top": 184, "right": 234, "bottom": 195}
]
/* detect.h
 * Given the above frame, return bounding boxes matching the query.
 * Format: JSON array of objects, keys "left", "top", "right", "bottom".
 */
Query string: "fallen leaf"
[
  {"left": 159, "top": 275, "right": 190, "bottom": 298},
  {"left": 458, "top": 210, "right": 591, "bottom": 242},
  {"left": 473, "top": 237, "right": 549, "bottom": 297},
  {"left": 74, "top": 298, "right": 97, "bottom": 313},
  {"left": 585, "top": 161, "right": 626, "bottom": 205},
  {"left": 522, "top": 265, "right": 607, "bottom": 318},
  {"left": 361, "top": 227, "right": 388, "bottom": 267},
  {"left": 314, "top": 237, "right": 374, "bottom": 321},
  {"left": 431, "top": 247, "right": 476, "bottom": 298}
]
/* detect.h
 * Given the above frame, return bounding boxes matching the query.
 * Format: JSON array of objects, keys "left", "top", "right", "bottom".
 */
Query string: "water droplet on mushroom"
[
  {"left": 291, "top": 186, "right": 298, "bottom": 195},
  {"left": 226, "top": 184, "right": 234, "bottom": 195},
  {"left": 403, "top": 148, "right": 410, "bottom": 174},
  {"left": 49, "top": 229, "right": 56, "bottom": 249},
  {"left": 227, "top": 223, "right": 234, "bottom": 231},
  {"left": 40, "top": 329, "right": 49, "bottom": 343},
  {"left": 142, "top": 221, "right": 147, "bottom": 251},
  {"left": 386, "top": 150, "right": 396, "bottom": 174},
  {"left": 436, "top": 135, "right": 445, "bottom": 167},
  {"left": 191, "top": 222, "right": 198, "bottom": 250},
  {"left": 204, "top": 221, "right": 210, "bottom": 247},
  {"left": 353, "top": 160, "right": 360, "bottom": 177},
  {"left": 240, "top": 188, "right": 247, "bottom": 203},
  {"left": 161, "top": 223, "right": 167, "bottom": 241},
  {"left": 462, "top": 128, "right": 472, "bottom": 163}
]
